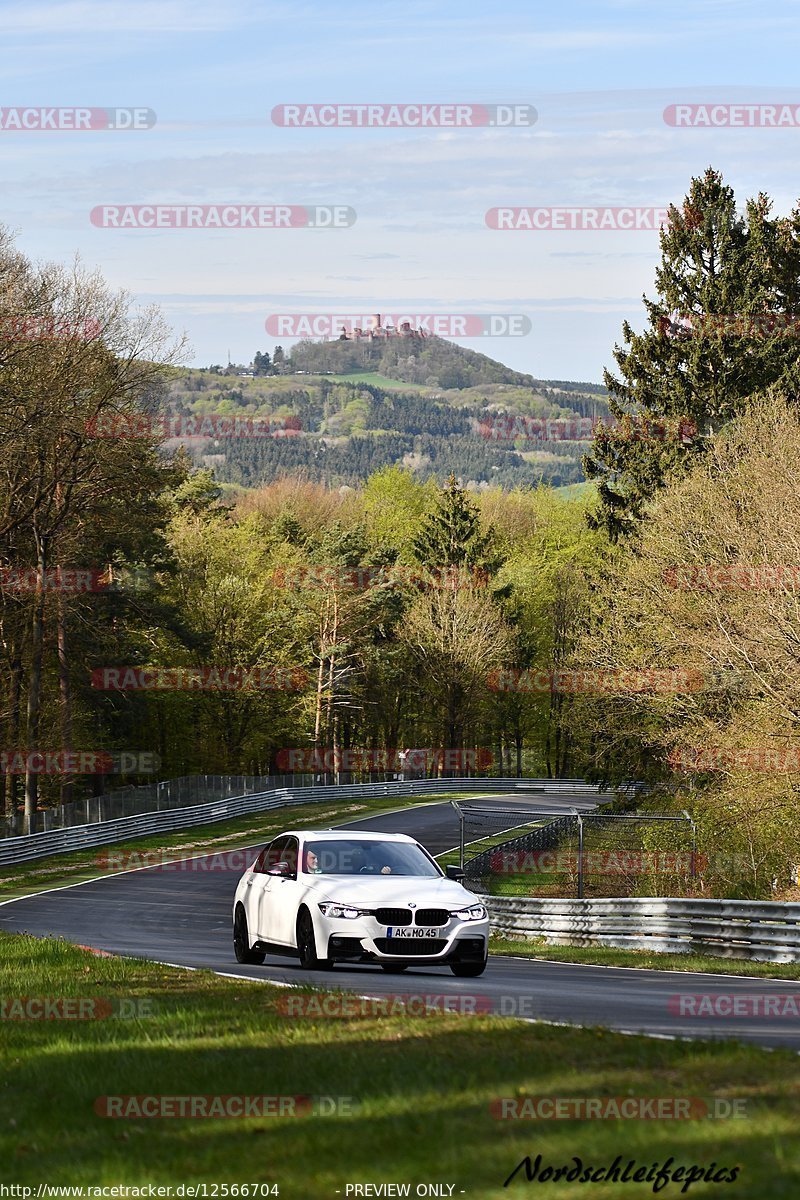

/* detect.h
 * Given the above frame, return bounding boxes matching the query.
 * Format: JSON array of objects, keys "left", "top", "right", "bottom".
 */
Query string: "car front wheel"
[
  {"left": 296, "top": 908, "right": 332, "bottom": 970},
  {"left": 233, "top": 904, "right": 266, "bottom": 965}
]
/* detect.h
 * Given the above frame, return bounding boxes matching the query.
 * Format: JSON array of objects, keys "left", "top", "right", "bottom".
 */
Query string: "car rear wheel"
[
  {"left": 450, "top": 957, "right": 488, "bottom": 978},
  {"left": 380, "top": 963, "right": 409, "bottom": 973},
  {"left": 233, "top": 905, "right": 266, "bottom": 965},
  {"left": 296, "top": 908, "right": 332, "bottom": 970}
]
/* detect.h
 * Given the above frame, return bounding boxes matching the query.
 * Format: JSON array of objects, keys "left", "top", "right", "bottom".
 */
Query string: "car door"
[
  {"left": 241, "top": 846, "right": 270, "bottom": 938},
  {"left": 265, "top": 836, "right": 301, "bottom": 946},
  {"left": 256, "top": 836, "right": 299, "bottom": 944}
]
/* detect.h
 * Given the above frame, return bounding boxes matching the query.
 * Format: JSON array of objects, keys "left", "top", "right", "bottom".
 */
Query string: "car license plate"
[{"left": 387, "top": 927, "right": 440, "bottom": 938}]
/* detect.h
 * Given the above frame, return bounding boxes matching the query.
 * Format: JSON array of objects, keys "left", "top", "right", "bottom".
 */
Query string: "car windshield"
[{"left": 302, "top": 838, "right": 441, "bottom": 877}]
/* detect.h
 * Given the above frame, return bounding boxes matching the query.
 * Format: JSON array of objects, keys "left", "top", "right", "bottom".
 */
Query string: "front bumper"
[{"left": 320, "top": 914, "right": 490, "bottom": 964}]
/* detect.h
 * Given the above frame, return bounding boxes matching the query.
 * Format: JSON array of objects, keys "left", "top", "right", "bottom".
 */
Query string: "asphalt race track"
[{"left": 2, "top": 794, "right": 799, "bottom": 1050}]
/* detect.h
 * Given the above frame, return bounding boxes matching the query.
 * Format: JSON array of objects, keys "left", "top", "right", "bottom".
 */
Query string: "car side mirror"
[
  {"left": 446, "top": 865, "right": 465, "bottom": 880},
  {"left": 267, "top": 861, "right": 292, "bottom": 877}
]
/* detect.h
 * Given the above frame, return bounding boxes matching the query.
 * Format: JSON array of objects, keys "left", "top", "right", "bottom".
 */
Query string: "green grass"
[
  {"left": 554, "top": 481, "right": 597, "bottom": 498},
  {"left": 327, "top": 370, "right": 431, "bottom": 391},
  {"left": 1, "top": 933, "right": 798, "bottom": 1195},
  {"left": 0, "top": 792, "right": 472, "bottom": 903},
  {"left": 490, "top": 934, "right": 800, "bottom": 981}
]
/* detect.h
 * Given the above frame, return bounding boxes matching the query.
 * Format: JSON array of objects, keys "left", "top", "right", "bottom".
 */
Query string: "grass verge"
[{"left": 0, "top": 933, "right": 798, "bottom": 1196}]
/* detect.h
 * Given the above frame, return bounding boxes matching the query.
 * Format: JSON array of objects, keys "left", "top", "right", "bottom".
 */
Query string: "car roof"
[{"left": 274, "top": 829, "right": 417, "bottom": 843}]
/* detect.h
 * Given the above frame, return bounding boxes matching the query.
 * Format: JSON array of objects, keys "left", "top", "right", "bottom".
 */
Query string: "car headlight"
[
  {"left": 451, "top": 904, "right": 487, "bottom": 921},
  {"left": 318, "top": 903, "right": 360, "bottom": 919}
]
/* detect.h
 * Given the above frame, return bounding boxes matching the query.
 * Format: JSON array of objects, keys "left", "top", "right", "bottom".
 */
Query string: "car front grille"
[
  {"left": 374, "top": 938, "right": 448, "bottom": 956},
  {"left": 376, "top": 907, "right": 412, "bottom": 926},
  {"left": 415, "top": 908, "right": 449, "bottom": 927}
]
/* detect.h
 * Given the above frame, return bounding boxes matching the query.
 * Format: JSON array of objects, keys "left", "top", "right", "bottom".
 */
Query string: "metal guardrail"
[
  {"left": 4, "top": 773, "right": 320, "bottom": 836},
  {"left": 483, "top": 895, "right": 800, "bottom": 963},
  {"left": 3, "top": 773, "right": 610, "bottom": 837},
  {"left": 0, "top": 776, "right": 582, "bottom": 868}
]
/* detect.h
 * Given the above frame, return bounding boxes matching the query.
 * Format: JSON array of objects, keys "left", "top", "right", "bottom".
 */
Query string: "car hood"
[{"left": 304, "top": 874, "right": 480, "bottom": 908}]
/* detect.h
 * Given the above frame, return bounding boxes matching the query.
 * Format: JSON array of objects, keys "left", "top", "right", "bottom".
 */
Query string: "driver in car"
[{"left": 305, "top": 849, "right": 322, "bottom": 873}]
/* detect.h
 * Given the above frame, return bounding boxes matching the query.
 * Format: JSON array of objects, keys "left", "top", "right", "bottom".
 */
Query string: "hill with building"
[{"left": 163, "top": 335, "right": 608, "bottom": 491}]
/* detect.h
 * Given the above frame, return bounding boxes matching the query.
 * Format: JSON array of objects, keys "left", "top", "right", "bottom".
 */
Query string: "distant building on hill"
[{"left": 338, "top": 314, "right": 430, "bottom": 341}]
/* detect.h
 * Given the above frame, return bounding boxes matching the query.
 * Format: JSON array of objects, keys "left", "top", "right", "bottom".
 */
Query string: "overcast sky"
[{"left": 4, "top": 0, "right": 800, "bottom": 381}]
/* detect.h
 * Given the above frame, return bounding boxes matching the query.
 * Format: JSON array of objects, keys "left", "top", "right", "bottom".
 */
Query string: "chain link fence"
[
  {"left": 2, "top": 768, "right": 609, "bottom": 838},
  {"left": 458, "top": 802, "right": 699, "bottom": 899},
  {"left": 2, "top": 774, "right": 320, "bottom": 837}
]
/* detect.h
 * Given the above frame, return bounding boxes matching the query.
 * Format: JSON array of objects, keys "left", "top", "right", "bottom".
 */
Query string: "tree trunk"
[
  {"left": 57, "top": 586, "right": 74, "bottom": 807},
  {"left": 324, "top": 591, "right": 339, "bottom": 784},
  {"left": 313, "top": 595, "right": 331, "bottom": 777},
  {"left": 24, "top": 532, "right": 47, "bottom": 834},
  {"left": 4, "top": 652, "right": 23, "bottom": 833}
]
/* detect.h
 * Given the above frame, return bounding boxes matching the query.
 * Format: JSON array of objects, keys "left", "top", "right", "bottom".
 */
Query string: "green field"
[
  {"left": 1, "top": 933, "right": 797, "bottom": 1196},
  {"left": 554, "top": 481, "right": 596, "bottom": 499},
  {"left": 325, "top": 370, "right": 432, "bottom": 391}
]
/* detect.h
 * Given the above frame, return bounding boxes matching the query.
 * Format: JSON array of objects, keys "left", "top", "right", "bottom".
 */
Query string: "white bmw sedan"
[{"left": 232, "top": 829, "right": 489, "bottom": 976}]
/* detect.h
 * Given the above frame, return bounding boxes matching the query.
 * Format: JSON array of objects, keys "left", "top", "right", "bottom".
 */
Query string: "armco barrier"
[
  {"left": 5, "top": 773, "right": 607, "bottom": 836},
  {"left": 0, "top": 777, "right": 602, "bottom": 868},
  {"left": 483, "top": 895, "right": 800, "bottom": 963}
]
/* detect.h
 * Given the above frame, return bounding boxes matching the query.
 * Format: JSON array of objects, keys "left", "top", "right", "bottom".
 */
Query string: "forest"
[{"left": 3, "top": 169, "right": 800, "bottom": 900}]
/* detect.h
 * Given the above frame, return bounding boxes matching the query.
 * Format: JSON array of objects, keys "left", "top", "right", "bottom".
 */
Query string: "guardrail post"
[
  {"left": 450, "top": 799, "right": 466, "bottom": 868},
  {"left": 577, "top": 813, "right": 584, "bottom": 899},
  {"left": 683, "top": 809, "right": 697, "bottom": 880}
]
